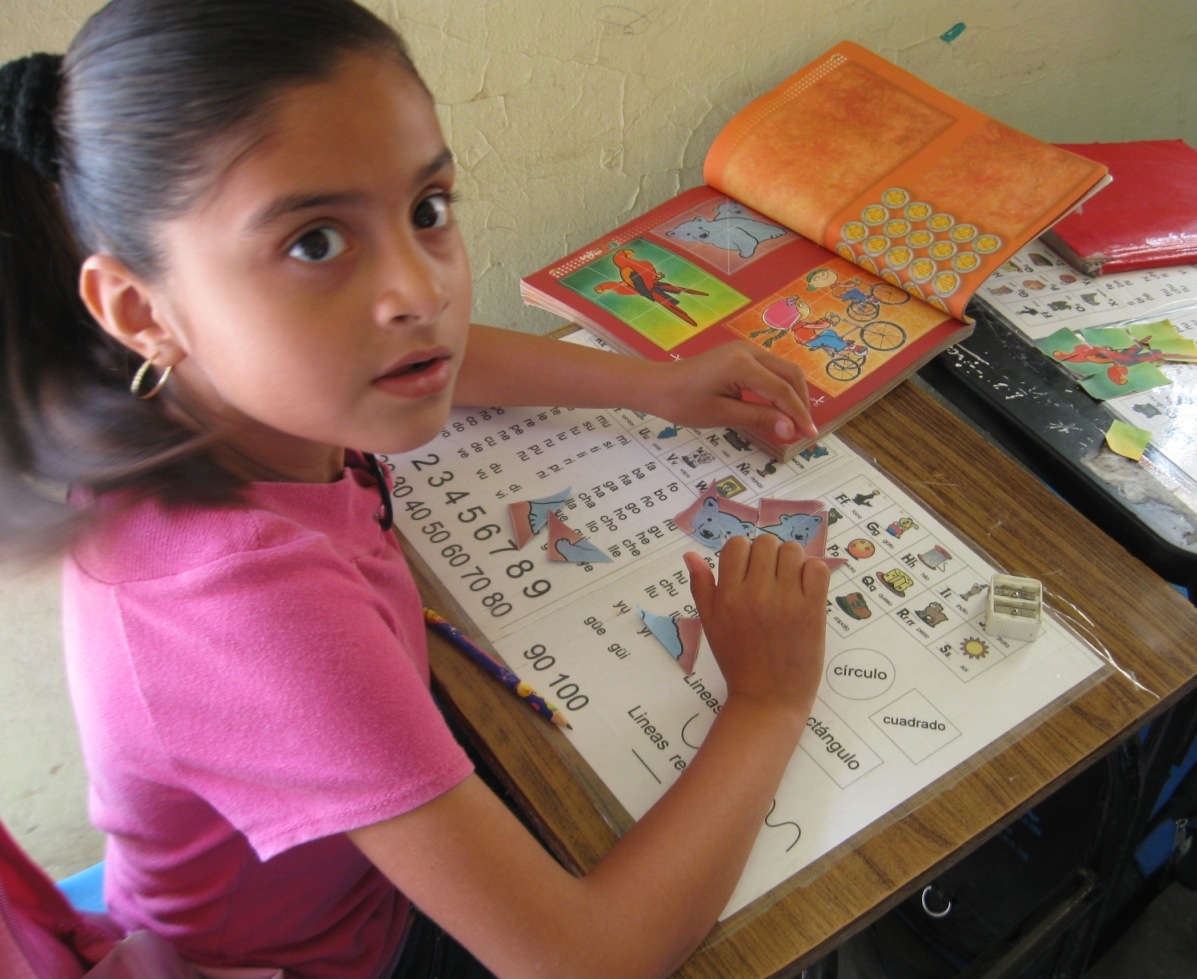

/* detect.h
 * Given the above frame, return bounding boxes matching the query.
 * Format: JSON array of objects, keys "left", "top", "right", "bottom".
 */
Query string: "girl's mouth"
[
  {"left": 383, "top": 357, "right": 438, "bottom": 378},
  {"left": 373, "top": 351, "right": 453, "bottom": 398}
]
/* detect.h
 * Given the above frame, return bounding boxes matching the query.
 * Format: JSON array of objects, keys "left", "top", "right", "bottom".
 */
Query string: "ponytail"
[{"left": 0, "top": 54, "right": 236, "bottom": 562}]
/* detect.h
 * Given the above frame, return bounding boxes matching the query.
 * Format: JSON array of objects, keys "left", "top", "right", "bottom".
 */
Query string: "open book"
[{"left": 521, "top": 41, "right": 1110, "bottom": 460}]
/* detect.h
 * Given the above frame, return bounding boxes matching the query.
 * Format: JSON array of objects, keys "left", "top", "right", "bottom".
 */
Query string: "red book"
[{"left": 1042, "top": 140, "right": 1197, "bottom": 275}]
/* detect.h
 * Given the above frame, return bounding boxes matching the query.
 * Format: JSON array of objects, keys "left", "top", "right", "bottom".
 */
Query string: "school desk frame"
[{"left": 406, "top": 378, "right": 1197, "bottom": 979}]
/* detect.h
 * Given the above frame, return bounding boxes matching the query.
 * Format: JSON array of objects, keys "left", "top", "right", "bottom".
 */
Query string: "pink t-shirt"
[{"left": 62, "top": 457, "right": 474, "bottom": 979}]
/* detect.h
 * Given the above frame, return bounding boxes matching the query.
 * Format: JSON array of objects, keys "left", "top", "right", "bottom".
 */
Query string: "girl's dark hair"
[{"left": 0, "top": 0, "right": 421, "bottom": 560}]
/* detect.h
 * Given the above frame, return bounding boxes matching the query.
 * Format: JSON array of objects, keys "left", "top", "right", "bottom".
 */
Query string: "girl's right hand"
[
  {"left": 683, "top": 534, "right": 829, "bottom": 727},
  {"left": 356, "top": 532, "right": 831, "bottom": 979}
]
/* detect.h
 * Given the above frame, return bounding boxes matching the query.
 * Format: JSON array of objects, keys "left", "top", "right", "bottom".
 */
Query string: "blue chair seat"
[{"left": 57, "top": 860, "right": 106, "bottom": 913}]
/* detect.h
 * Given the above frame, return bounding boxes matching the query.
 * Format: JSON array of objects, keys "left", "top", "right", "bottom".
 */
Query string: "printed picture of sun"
[{"left": 961, "top": 637, "right": 989, "bottom": 659}]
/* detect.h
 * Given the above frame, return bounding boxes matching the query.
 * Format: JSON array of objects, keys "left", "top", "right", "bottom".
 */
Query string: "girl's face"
[{"left": 149, "top": 52, "right": 471, "bottom": 482}]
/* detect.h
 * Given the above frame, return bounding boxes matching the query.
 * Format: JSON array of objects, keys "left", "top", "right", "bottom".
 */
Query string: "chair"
[{"left": 57, "top": 861, "right": 107, "bottom": 913}]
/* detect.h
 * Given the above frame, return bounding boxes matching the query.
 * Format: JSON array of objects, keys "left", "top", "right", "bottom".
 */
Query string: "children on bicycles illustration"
[
  {"left": 750, "top": 296, "right": 860, "bottom": 353},
  {"left": 749, "top": 292, "right": 907, "bottom": 382},
  {"left": 810, "top": 268, "right": 910, "bottom": 322}
]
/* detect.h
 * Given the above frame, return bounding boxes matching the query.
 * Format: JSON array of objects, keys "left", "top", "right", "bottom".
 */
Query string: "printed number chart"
[{"left": 381, "top": 334, "right": 1106, "bottom": 919}]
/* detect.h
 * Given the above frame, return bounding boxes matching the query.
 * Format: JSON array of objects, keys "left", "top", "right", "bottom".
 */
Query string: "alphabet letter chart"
[{"left": 381, "top": 335, "right": 1105, "bottom": 919}]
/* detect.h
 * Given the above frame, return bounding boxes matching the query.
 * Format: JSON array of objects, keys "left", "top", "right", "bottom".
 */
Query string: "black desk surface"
[{"left": 919, "top": 301, "right": 1197, "bottom": 595}]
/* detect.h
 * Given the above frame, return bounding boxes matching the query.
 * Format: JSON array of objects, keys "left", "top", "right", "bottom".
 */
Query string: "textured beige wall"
[{"left": 4, "top": 0, "right": 1196, "bottom": 333}]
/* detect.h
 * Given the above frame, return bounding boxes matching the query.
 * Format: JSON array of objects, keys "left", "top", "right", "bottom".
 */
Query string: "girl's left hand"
[{"left": 646, "top": 340, "right": 817, "bottom": 445}]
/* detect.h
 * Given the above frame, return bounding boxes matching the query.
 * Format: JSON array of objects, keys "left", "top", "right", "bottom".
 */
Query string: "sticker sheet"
[{"left": 381, "top": 334, "right": 1105, "bottom": 920}]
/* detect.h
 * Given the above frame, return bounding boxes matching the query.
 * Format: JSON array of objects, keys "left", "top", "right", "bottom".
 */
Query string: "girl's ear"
[{"left": 78, "top": 254, "right": 186, "bottom": 366}]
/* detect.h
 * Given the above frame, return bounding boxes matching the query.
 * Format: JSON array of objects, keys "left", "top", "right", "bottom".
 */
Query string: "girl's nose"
[{"left": 374, "top": 233, "right": 446, "bottom": 327}]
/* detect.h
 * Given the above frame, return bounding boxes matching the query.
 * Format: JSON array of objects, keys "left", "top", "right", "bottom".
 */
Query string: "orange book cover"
[
  {"left": 704, "top": 42, "right": 1109, "bottom": 321},
  {"left": 521, "top": 42, "right": 1109, "bottom": 460}
]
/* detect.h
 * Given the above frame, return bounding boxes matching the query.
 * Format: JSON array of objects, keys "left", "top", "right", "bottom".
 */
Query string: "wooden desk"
[{"left": 407, "top": 378, "right": 1197, "bottom": 979}]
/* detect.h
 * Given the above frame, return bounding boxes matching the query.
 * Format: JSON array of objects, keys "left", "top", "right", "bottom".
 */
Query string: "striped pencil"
[{"left": 422, "top": 607, "right": 572, "bottom": 729}]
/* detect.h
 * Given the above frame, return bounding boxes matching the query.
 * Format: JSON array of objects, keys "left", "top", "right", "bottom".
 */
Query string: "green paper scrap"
[
  {"left": 1127, "top": 318, "right": 1180, "bottom": 348},
  {"left": 1105, "top": 420, "right": 1152, "bottom": 461},
  {"left": 1037, "top": 327, "right": 1081, "bottom": 353},
  {"left": 1080, "top": 362, "right": 1171, "bottom": 401},
  {"left": 1080, "top": 326, "right": 1138, "bottom": 351},
  {"left": 1039, "top": 320, "right": 1197, "bottom": 390},
  {"left": 1124, "top": 319, "right": 1197, "bottom": 358},
  {"left": 1037, "top": 328, "right": 1105, "bottom": 378},
  {"left": 1145, "top": 335, "right": 1197, "bottom": 357},
  {"left": 1084, "top": 321, "right": 1197, "bottom": 360}
]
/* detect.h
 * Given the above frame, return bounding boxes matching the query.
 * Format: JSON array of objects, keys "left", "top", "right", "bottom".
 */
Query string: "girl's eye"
[
  {"left": 288, "top": 227, "right": 348, "bottom": 263},
  {"left": 413, "top": 193, "right": 454, "bottom": 231}
]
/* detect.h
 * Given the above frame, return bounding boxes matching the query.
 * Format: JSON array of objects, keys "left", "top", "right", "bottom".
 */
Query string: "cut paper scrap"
[
  {"left": 1036, "top": 328, "right": 1107, "bottom": 378},
  {"left": 639, "top": 606, "right": 702, "bottom": 674},
  {"left": 1125, "top": 319, "right": 1197, "bottom": 357},
  {"left": 545, "top": 509, "right": 612, "bottom": 564},
  {"left": 1039, "top": 328, "right": 1154, "bottom": 381},
  {"left": 756, "top": 498, "right": 829, "bottom": 550},
  {"left": 1079, "top": 326, "right": 1140, "bottom": 351},
  {"left": 1079, "top": 362, "right": 1171, "bottom": 401},
  {"left": 755, "top": 498, "right": 849, "bottom": 569},
  {"left": 1127, "top": 319, "right": 1180, "bottom": 347},
  {"left": 507, "top": 486, "right": 572, "bottom": 549},
  {"left": 1105, "top": 420, "right": 1152, "bottom": 461},
  {"left": 1040, "top": 325, "right": 1197, "bottom": 392},
  {"left": 673, "top": 485, "right": 759, "bottom": 548},
  {"left": 1143, "top": 335, "right": 1197, "bottom": 358},
  {"left": 1088, "top": 324, "right": 1197, "bottom": 362}
]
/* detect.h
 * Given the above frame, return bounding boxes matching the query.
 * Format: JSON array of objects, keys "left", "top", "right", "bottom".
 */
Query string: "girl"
[{"left": 0, "top": 2, "right": 830, "bottom": 977}]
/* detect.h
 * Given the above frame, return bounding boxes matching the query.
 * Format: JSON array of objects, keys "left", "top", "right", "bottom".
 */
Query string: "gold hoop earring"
[{"left": 130, "top": 360, "right": 172, "bottom": 400}]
